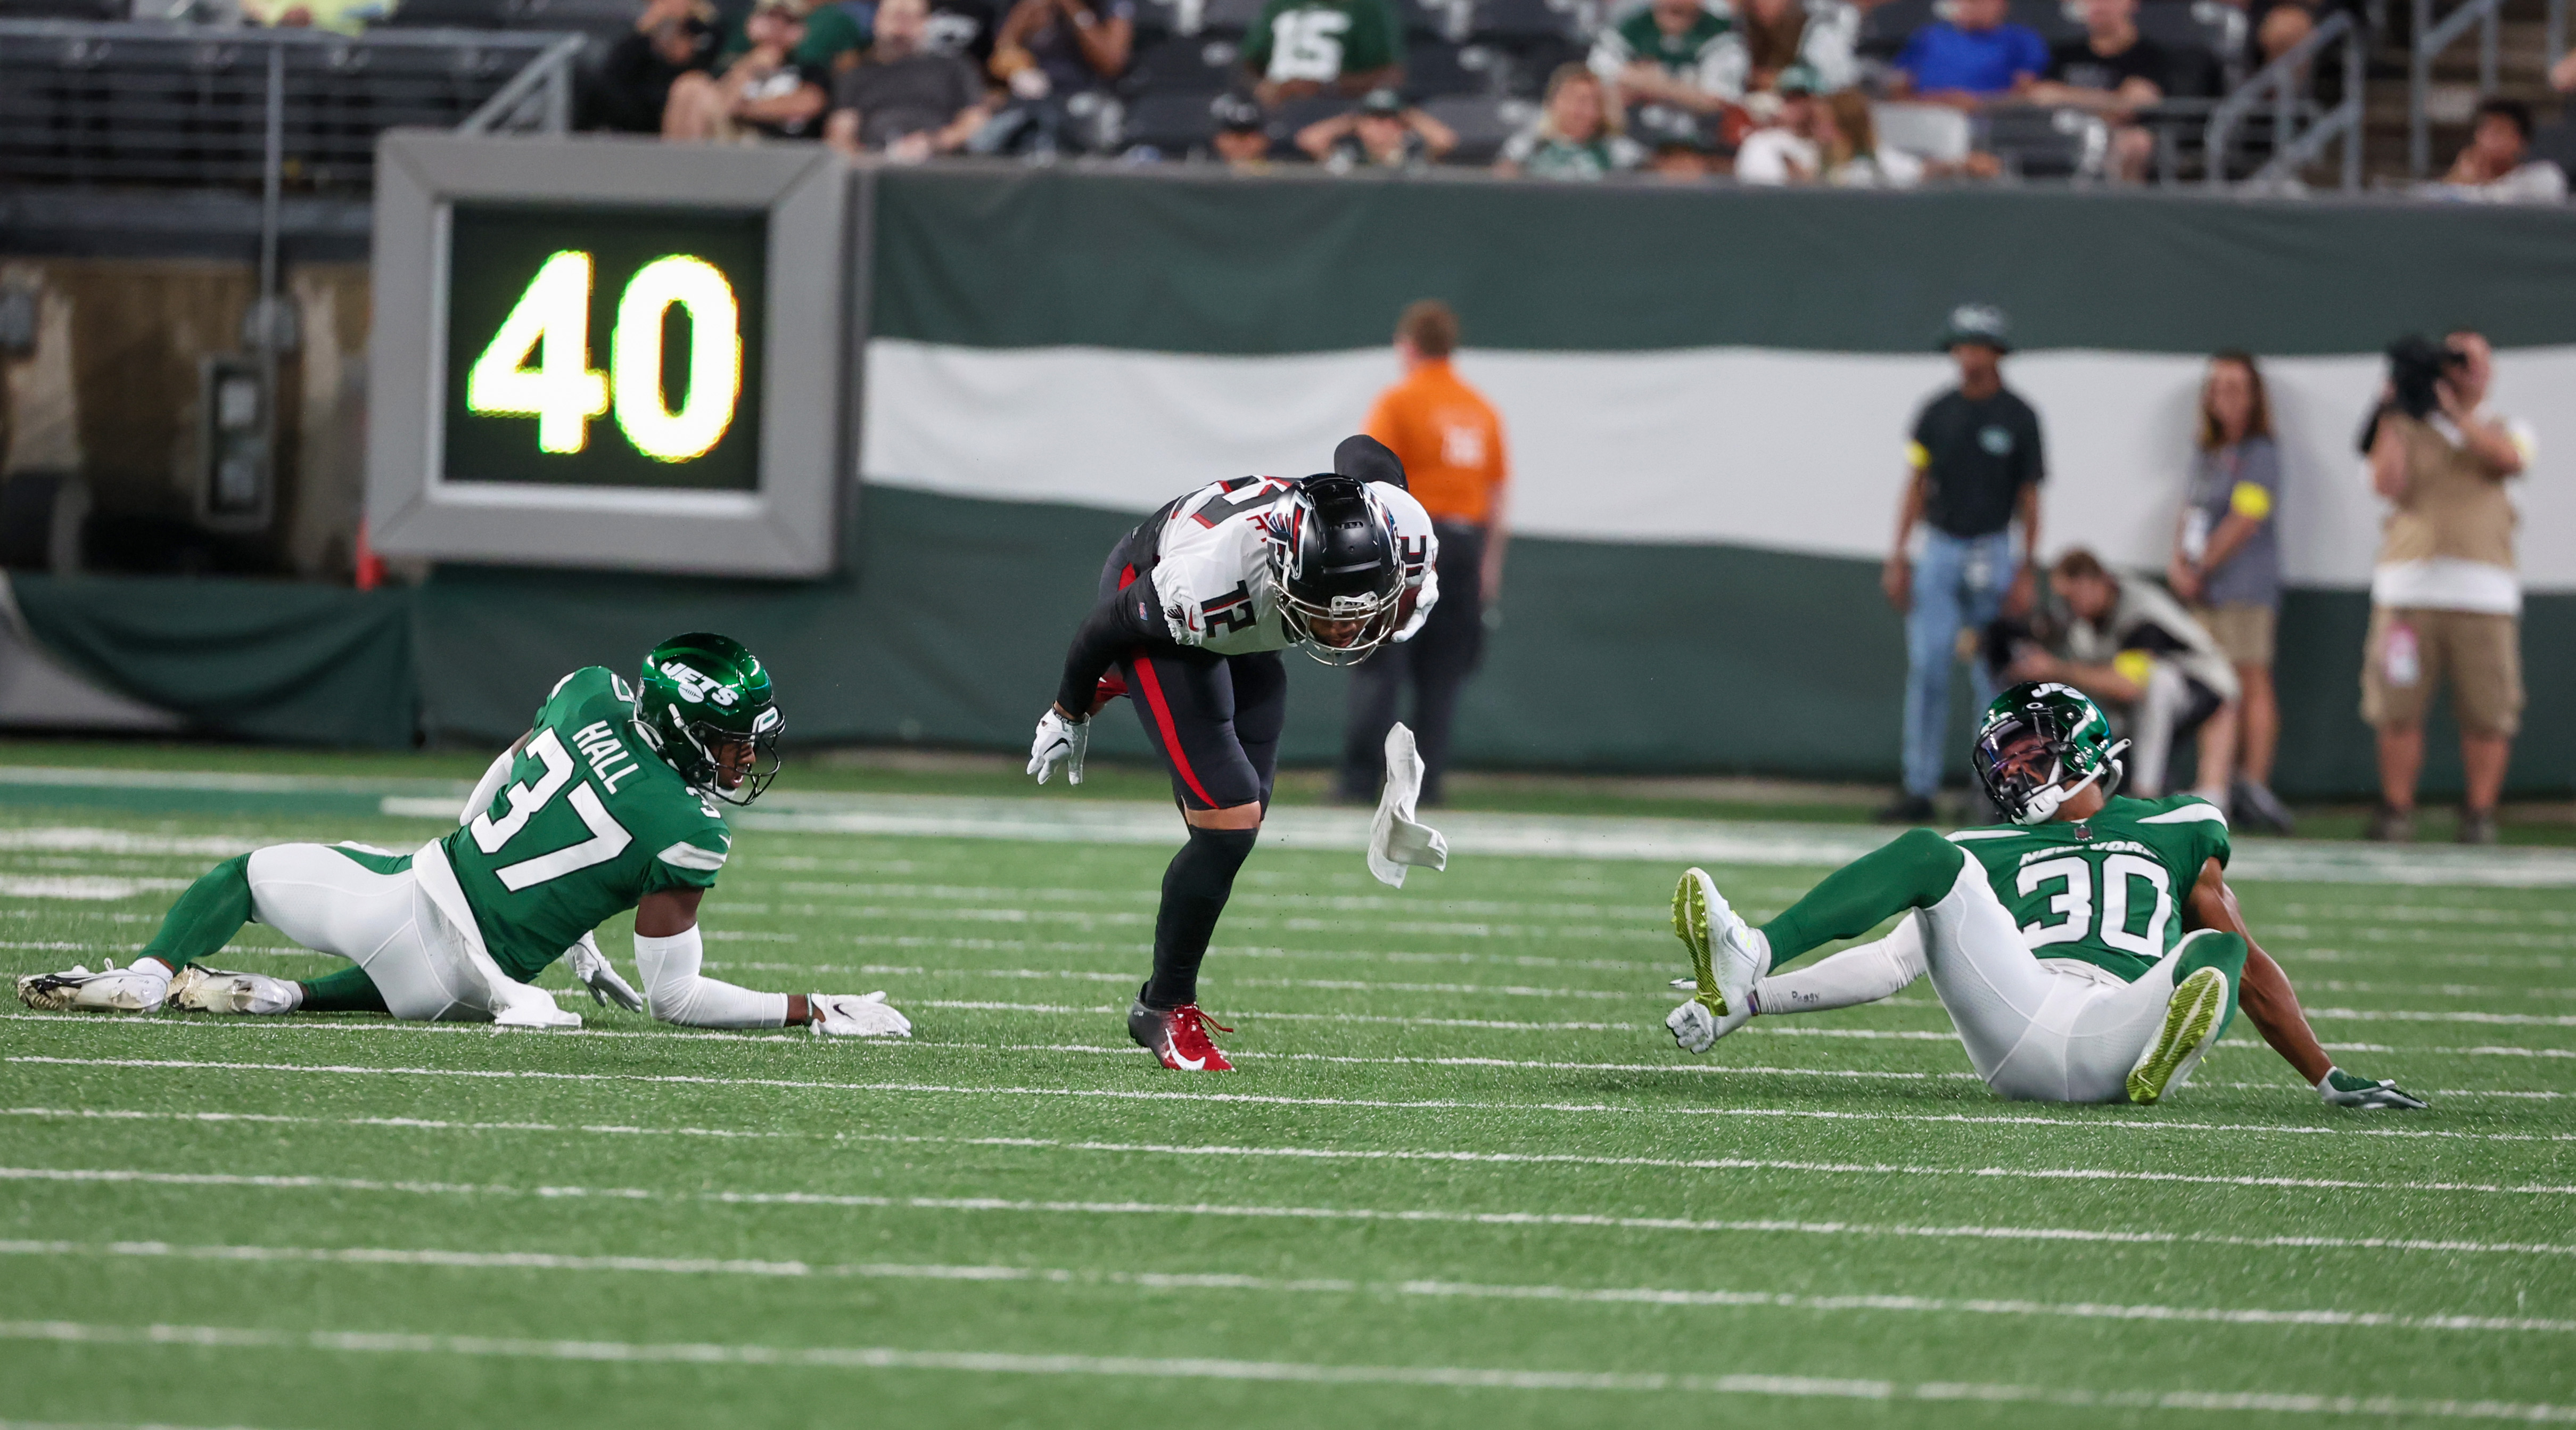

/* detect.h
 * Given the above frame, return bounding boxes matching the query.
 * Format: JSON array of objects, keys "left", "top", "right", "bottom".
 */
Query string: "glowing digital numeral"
[
  {"left": 466, "top": 249, "right": 745, "bottom": 462},
  {"left": 465, "top": 250, "right": 612, "bottom": 454},
  {"left": 611, "top": 255, "right": 742, "bottom": 464}
]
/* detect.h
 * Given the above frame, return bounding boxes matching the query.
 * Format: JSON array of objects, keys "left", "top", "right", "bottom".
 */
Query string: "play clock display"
[{"left": 441, "top": 203, "right": 767, "bottom": 491}]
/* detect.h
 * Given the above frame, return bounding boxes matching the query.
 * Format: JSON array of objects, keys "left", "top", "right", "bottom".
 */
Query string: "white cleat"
[
  {"left": 1668, "top": 868, "right": 1769, "bottom": 1055},
  {"left": 167, "top": 965, "right": 301, "bottom": 1015},
  {"left": 16, "top": 959, "right": 171, "bottom": 1013}
]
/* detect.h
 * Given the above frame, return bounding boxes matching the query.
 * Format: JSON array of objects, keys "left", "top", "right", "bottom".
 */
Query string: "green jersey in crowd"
[
  {"left": 1946, "top": 793, "right": 2231, "bottom": 983},
  {"left": 442, "top": 667, "right": 733, "bottom": 981},
  {"left": 1588, "top": 1, "right": 1732, "bottom": 93},
  {"left": 1242, "top": 0, "right": 1403, "bottom": 85}
]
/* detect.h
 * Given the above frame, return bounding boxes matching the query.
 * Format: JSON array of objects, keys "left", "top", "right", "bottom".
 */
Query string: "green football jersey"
[
  {"left": 1945, "top": 794, "right": 2231, "bottom": 984},
  {"left": 440, "top": 667, "right": 732, "bottom": 981}
]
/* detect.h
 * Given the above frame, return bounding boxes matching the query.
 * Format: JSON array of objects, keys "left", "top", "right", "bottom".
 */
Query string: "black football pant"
[{"left": 1339, "top": 522, "right": 1484, "bottom": 806}]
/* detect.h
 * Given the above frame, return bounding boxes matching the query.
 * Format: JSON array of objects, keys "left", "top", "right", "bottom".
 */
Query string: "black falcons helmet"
[{"left": 1270, "top": 473, "right": 1406, "bottom": 667}]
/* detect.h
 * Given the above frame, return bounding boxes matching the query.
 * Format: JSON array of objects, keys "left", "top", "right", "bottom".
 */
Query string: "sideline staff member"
[
  {"left": 1881, "top": 302, "right": 2045, "bottom": 824},
  {"left": 2362, "top": 330, "right": 2533, "bottom": 845},
  {"left": 1338, "top": 300, "right": 1508, "bottom": 806}
]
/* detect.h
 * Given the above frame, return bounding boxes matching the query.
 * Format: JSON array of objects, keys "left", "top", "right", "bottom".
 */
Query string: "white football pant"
[
  {"left": 1758, "top": 859, "right": 2225, "bottom": 1104},
  {"left": 245, "top": 844, "right": 510, "bottom": 1022}
]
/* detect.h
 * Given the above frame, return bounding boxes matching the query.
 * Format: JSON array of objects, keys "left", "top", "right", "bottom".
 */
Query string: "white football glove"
[
  {"left": 811, "top": 990, "right": 912, "bottom": 1038},
  {"left": 1027, "top": 708, "right": 1089, "bottom": 786},
  {"left": 565, "top": 933, "right": 644, "bottom": 1013}
]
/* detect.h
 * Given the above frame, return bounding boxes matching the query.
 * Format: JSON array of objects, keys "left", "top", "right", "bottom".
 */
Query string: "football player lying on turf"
[
  {"left": 1666, "top": 681, "right": 2423, "bottom": 1109},
  {"left": 18, "top": 633, "right": 911, "bottom": 1039},
  {"left": 1027, "top": 437, "right": 1443, "bottom": 1070}
]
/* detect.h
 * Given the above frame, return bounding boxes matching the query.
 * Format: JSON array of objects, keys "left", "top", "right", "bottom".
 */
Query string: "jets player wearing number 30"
[
  {"left": 1667, "top": 682, "right": 2424, "bottom": 1110},
  {"left": 17, "top": 634, "right": 911, "bottom": 1039},
  {"left": 1030, "top": 437, "right": 1439, "bottom": 1070}
]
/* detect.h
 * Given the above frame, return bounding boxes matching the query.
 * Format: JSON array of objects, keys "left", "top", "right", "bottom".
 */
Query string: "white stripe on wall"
[{"left": 860, "top": 341, "right": 2575, "bottom": 591}]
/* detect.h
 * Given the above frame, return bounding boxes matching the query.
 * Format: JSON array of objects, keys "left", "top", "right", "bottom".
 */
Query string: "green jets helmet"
[
  {"left": 633, "top": 632, "right": 783, "bottom": 806},
  {"left": 1972, "top": 681, "right": 2130, "bottom": 825}
]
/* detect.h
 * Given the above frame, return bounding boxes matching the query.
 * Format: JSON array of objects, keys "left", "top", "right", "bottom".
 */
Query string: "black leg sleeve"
[{"left": 1143, "top": 825, "right": 1258, "bottom": 1010}]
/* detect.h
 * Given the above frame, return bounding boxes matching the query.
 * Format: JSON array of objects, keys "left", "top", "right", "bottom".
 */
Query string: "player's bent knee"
[
  {"left": 1186, "top": 801, "right": 1264, "bottom": 831},
  {"left": 2174, "top": 930, "right": 2246, "bottom": 983}
]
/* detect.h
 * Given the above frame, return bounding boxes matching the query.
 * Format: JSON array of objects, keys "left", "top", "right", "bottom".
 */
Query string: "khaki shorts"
[
  {"left": 2360, "top": 606, "right": 2524, "bottom": 737},
  {"left": 2190, "top": 603, "right": 2276, "bottom": 668}
]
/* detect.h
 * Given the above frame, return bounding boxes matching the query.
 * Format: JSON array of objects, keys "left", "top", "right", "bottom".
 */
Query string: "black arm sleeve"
[{"left": 1055, "top": 572, "right": 1164, "bottom": 718}]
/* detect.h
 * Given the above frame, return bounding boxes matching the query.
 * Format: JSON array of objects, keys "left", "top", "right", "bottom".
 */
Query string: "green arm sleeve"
[{"left": 1758, "top": 827, "right": 1968, "bottom": 969}]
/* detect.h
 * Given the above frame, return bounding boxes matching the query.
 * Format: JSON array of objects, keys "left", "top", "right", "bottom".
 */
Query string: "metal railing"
[
  {"left": 2410, "top": 0, "right": 2569, "bottom": 175},
  {"left": 2206, "top": 10, "right": 2366, "bottom": 191},
  {"left": 0, "top": 19, "right": 575, "bottom": 190}
]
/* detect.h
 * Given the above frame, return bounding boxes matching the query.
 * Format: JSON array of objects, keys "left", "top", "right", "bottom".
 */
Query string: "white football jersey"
[{"left": 1148, "top": 476, "right": 1439, "bottom": 656}]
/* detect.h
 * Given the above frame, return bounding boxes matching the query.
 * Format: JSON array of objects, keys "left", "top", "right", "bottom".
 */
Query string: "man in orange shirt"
[{"left": 1338, "top": 300, "right": 1509, "bottom": 805}]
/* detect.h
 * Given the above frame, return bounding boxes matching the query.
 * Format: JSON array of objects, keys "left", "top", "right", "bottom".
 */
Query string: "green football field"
[{"left": 2, "top": 760, "right": 2573, "bottom": 1428}]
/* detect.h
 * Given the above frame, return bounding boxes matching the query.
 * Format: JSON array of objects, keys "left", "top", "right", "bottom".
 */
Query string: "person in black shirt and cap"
[{"left": 1879, "top": 302, "right": 2046, "bottom": 824}]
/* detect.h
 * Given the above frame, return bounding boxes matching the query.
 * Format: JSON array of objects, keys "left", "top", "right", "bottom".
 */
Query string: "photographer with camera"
[{"left": 2360, "top": 331, "right": 2536, "bottom": 844}]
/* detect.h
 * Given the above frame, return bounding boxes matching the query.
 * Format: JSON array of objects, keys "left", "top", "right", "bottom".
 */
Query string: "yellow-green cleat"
[
  {"left": 1666, "top": 868, "right": 1768, "bottom": 1054},
  {"left": 2128, "top": 966, "right": 2229, "bottom": 1106},
  {"left": 1670, "top": 867, "right": 1726, "bottom": 1018}
]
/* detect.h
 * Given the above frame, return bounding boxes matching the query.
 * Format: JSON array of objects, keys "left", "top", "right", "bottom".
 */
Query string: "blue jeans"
[{"left": 1903, "top": 529, "right": 2014, "bottom": 799}]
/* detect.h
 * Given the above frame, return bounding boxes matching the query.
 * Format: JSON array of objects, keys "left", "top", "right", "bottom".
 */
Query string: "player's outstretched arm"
[
  {"left": 2182, "top": 859, "right": 2426, "bottom": 1110},
  {"left": 1031, "top": 573, "right": 1163, "bottom": 786},
  {"left": 630, "top": 890, "right": 910, "bottom": 1037}
]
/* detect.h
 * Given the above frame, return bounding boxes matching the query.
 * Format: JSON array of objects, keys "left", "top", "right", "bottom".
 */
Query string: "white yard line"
[
  {"left": 2, "top": 1318, "right": 2570, "bottom": 1417},
  {"left": 9, "top": 1164, "right": 2573, "bottom": 1259},
  {"left": 10, "top": 1005, "right": 2565, "bottom": 1087},
  {"left": 21, "top": 1055, "right": 2574, "bottom": 1154},
  {"left": 5, "top": 1238, "right": 2571, "bottom": 1336}
]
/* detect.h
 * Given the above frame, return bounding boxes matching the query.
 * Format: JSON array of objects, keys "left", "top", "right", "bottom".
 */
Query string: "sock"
[
  {"left": 2171, "top": 931, "right": 2248, "bottom": 1041},
  {"left": 136, "top": 854, "right": 255, "bottom": 977},
  {"left": 1142, "top": 826, "right": 1258, "bottom": 1009},
  {"left": 296, "top": 965, "right": 388, "bottom": 1014},
  {"left": 1758, "top": 827, "right": 1965, "bottom": 972}
]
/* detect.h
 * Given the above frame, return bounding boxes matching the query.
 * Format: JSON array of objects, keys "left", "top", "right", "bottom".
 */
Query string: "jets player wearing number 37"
[
  {"left": 17, "top": 634, "right": 911, "bottom": 1039},
  {"left": 1030, "top": 437, "right": 1439, "bottom": 1070},
  {"left": 1667, "top": 682, "right": 2424, "bottom": 1110}
]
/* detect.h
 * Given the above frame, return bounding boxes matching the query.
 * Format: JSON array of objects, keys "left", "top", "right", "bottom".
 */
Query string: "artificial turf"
[{"left": 0, "top": 777, "right": 2571, "bottom": 1429}]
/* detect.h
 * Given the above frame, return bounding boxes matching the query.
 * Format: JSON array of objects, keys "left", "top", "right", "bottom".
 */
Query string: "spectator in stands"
[
  {"left": 2429, "top": 99, "right": 2568, "bottom": 204},
  {"left": 2169, "top": 351, "right": 2293, "bottom": 833},
  {"left": 1208, "top": 92, "right": 1276, "bottom": 168},
  {"left": 2012, "top": 549, "right": 2241, "bottom": 806},
  {"left": 2244, "top": 0, "right": 2314, "bottom": 67},
  {"left": 240, "top": 0, "right": 392, "bottom": 34},
  {"left": 1887, "top": 0, "right": 2048, "bottom": 109},
  {"left": 1296, "top": 88, "right": 1458, "bottom": 169},
  {"left": 1495, "top": 64, "right": 1645, "bottom": 178},
  {"left": 825, "top": 0, "right": 992, "bottom": 158},
  {"left": 1732, "top": 63, "right": 1823, "bottom": 182},
  {"left": 1881, "top": 303, "right": 2044, "bottom": 825},
  {"left": 1636, "top": 107, "right": 1723, "bottom": 177},
  {"left": 595, "top": 0, "right": 719, "bottom": 133},
  {"left": 1242, "top": 0, "right": 1404, "bottom": 108},
  {"left": 1819, "top": 88, "right": 1923, "bottom": 185},
  {"left": 2021, "top": 0, "right": 2165, "bottom": 183},
  {"left": 2362, "top": 331, "right": 2536, "bottom": 844},
  {"left": 664, "top": 0, "right": 834, "bottom": 141},
  {"left": 1589, "top": 0, "right": 1741, "bottom": 114},
  {"left": 716, "top": 0, "right": 867, "bottom": 73},
  {"left": 1340, "top": 301, "right": 1508, "bottom": 808},
  {"left": 981, "top": 0, "right": 1134, "bottom": 154},
  {"left": 1710, "top": 0, "right": 1857, "bottom": 96}
]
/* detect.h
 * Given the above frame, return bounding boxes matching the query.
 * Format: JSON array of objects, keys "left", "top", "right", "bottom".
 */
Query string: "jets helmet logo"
[{"left": 661, "top": 660, "right": 738, "bottom": 708}]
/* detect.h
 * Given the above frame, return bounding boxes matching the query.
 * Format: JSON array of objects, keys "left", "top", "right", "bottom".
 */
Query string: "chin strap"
[{"left": 2015, "top": 741, "right": 2131, "bottom": 826}]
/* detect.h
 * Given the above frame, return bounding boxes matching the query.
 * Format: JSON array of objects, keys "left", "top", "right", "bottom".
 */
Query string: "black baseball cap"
[
  {"left": 1357, "top": 87, "right": 1404, "bottom": 117},
  {"left": 1211, "top": 93, "right": 1264, "bottom": 133}
]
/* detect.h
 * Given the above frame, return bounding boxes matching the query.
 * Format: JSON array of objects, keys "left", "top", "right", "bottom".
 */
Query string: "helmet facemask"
[{"left": 1973, "top": 708, "right": 2127, "bottom": 826}]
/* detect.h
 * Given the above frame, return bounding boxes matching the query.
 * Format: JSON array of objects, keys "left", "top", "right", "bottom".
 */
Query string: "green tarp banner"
[
  {"left": 10, "top": 574, "right": 418, "bottom": 749},
  {"left": 874, "top": 170, "right": 2576, "bottom": 355}
]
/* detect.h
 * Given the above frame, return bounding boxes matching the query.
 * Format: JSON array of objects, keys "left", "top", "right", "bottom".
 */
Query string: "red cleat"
[{"left": 1128, "top": 995, "right": 1234, "bottom": 1071}]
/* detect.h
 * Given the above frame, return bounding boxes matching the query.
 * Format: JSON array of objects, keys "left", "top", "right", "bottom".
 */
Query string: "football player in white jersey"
[{"left": 1028, "top": 437, "right": 1438, "bottom": 1069}]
